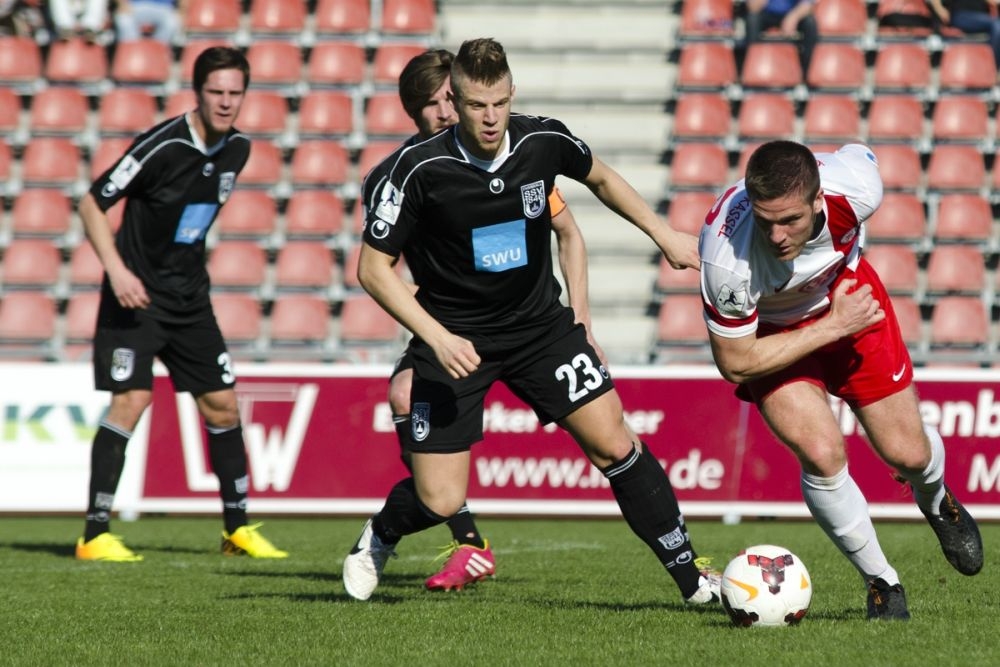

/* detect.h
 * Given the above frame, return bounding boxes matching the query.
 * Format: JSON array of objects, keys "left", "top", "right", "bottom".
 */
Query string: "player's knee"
[
  {"left": 388, "top": 373, "right": 411, "bottom": 414},
  {"left": 107, "top": 390, "right": 152, "bottom": 429}
]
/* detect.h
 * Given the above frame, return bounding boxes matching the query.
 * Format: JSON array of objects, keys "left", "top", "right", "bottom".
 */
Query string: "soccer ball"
[{"left": 720, "top": 544, "right": 812, "bottom": 627}]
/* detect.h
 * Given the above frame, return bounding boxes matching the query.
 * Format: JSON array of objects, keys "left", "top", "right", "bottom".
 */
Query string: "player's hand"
[
  {"left": 827, "top": 279, "right": 884, "bottom": 336},
  {"left": 431, "top": 332, "right": 481, "bottom": 379},
  {"left": 662, "top": 230, "right": 700, "bottom": 271},
  {"left": 108, "top": 267, "right": 150, "bottom": 309}
]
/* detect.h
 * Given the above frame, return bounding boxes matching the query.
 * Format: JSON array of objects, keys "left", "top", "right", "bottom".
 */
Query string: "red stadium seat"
[
  {"left": 866, "top": 95, "right": 925, "bottom": 143},
  {"left": 365, "top": 92, "right": 414, "bottom": 137},
  {"left": 274, "top": 241, "right": 338, "bottom": 291},
  {"left": 806, "top": 43, "right": 866, "bottom": 91},
  {"left": 381, "top": 0, "right": 436, "bottom": 35},
  {"left": 866, "top": 192, "right": 927, "bottom": 243},
  {"left": 655, "top": 256, "right": 702, "bottom": 294},
  {"left": 672, "top": 93, "right": 731, "bottom": 140},
  {"left": 245, "top": 42, "right": 303, "bottom": 88},
  {"left": 269, "top": 294, "right": 331, "bottom": 346},
  {"left": 0, "top": 36, "right": 41, "bottom": 87},
  {"left": 372, "top": 43, "right": 428, "bottom": 87},
  {"left": 64, "top": 291, "right": 100, "bottom": 343},
  {"left": 0, "top": 141, "right": 10, "bottom": 183},
  {"left": 737, "top": 94, "right": 796, "bottom": 140},
  {"left": 237, "top": 90, "right": 289, "bottom": 138},
  {"left": 926, "top": 245, "right": 986, "bottom": 294},
  {"left": 10, "top": 189, "right": 72, "bottom": 238},
  {"left": 926, "top": 145, "right": 985, "bottom": 192},
  {"left": 938, "top": 44, "right": 997, "bottom": 91},
  {"left": 932, "top": 193, "right": 993, "bottom": 244},
  {"left": 20, "top": 138, "right": 80, "bottom": 189},
  {"left": 211, "top": 293, "right": 263, "bottom": 346},
  {"left": 163, "top": 90, "right": 197, "bottom": 118},
  {"left": 678, "top": 0, "right": 735, "bottom": 39},
  {"left": 669, "top": 143, "right": 730, "bottom": 190},
  {"left": 98, "top": 88, "right": 158, "bottom": 137},
  {"left": 215, "top": 190, "right": 278, "bottom": 240},
  {"left": 803, "top": 95, "right": 860, "bottom": 142},
  {"left": 43, "top": 38, "right": 107, "bottom": 87},
  {"left": 655, "top": 294, "right": 709, "bottom": 346},
  {"left": 876, "top": 0, "right": 935, "bottom": 38},
  {"left": 929, "top": 296, "right": 989, "bottom": 348},
  {"left": 870, "top": 144, "right": 923, "bottom": 191},
  {"left": 91, "top": 138, "right": 133, "bottom": 181},
  {"left": 863, "top": 244, "right": 919, "bottom": 295},
  {"left": 313, "top": 0, "right": 371, "bottom": 36},
  {"left": 206, "top": 241, "right": 268, "bottom": 290},
  {"left": 676, "top": 42, "right": 738, "bottom": 89},
  {"left": 741, "top": 43, "right": 802, "bottom": 89},
  {"left": 289, "top": 140, "right": 349, "bottom": 188},
  {"left": 68, "top": 243, "right": 105, "bottom": 289},
  {"left": 889, "top": 295, "right": 923, "bottom": 346},
  {"left": 666, "top": 191, "right": 716, "bottom": 236},
  {"left": 285, "top": 190, "right": 346, "bottom": 239},
  {"left": 28, "top": 87, "right": 88, "bottom": 136},
  {"left": 297, "top": 90, "right": 354, "bottom": 137},
  {"left": 873, "top": 44, "right": 931, "bottom": 92},
  {"left": 178, "top": 39, "right": 235, "bottom": 85},
  {"left": 358, "top": 140, "right": 400, "bottom": 179},
  {"left": 110, "top": 39, "right": 172, "bottom": 86},
  {"left": 339, "top": 294, "right": 400, "bottom": 345},
  {"left": 249, "top": 0, "right": 307, "bottom": 37},
  {"left": 0, "top": 87, "right": 20, "bottom": 136},
  {"left": 814, "top": 0, "right": 868, "bottom": 38},
  {"left": 183, "top": 0, "right": 242, "bottom": 35},
  {"left": 0, "top": 292, "right": 57, "bottom": 343},
  {"left": 240, "top": 140, "right": 284, "bottom": 188},
  {"left": 1, "top": 239, "right": 61, "bottom": 288},
  {"left": 342, "top": 241, "right": 363, "bottom": 290},
  {"left": 931, "top": 96, "right": 989, "bottom": 143},
  {"left": 306, "top": 41, "right": 366, "bottom": 88}
]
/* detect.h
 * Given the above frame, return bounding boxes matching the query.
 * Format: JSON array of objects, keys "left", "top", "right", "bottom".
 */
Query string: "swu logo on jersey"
[
  {"left": 371, "top": 182, "right": 403, "bottom": 239},
  {"left": 520, "top": 180, "right": 546, "bottom": 219},
  {"left": 472, "top": 220, "right": 528, "bottom": 272},
  {"left": 174, "top": 203, "right": 219, "bottom": 243}
]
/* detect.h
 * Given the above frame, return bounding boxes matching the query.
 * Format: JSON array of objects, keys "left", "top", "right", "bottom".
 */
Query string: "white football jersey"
[{"left": 699, "top": 144, "right": 884, "bottom": 338}]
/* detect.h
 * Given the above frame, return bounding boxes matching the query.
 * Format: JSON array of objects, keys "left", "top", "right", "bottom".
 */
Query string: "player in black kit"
[
  {"left": 74, "top": 46, "right": 287, "bottom": 561},
  {"left": 343, "top": 38, "right": 716, "bottom": 605}
]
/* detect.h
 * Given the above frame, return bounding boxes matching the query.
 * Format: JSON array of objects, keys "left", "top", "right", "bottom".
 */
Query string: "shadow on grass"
[{"left": 5, "top": 541, "right": 76, "bottom": 558}]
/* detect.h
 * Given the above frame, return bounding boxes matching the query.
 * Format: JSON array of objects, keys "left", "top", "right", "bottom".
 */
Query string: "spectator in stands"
[
  {"left": 744, "top": 0, "right": 819, "bottom": 75},
  {"left": 361, "top": 49, "right": 607, "bottom": 593},
  {"left": 74, "top": 46, "right": 288, "bottom": 563},
  {"left": 114, "top": 0, "right": 183, "bottom": 43},
  {"left": 699, "top": 140, "right": 983, "bottom": 620},
  {"left": 0, "top": 0, "right": 43, "bottom": 36},
  {"left": 47, "top": 0, "right": 111, "bottom": 42},
  {"left": 927, "top": 0, "right": 1000, "bottom": 68},
  {"left": 343, "top": 38, "right": 715, "bottom": 608}
]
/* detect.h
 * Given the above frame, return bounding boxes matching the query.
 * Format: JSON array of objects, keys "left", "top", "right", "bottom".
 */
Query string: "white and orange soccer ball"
[{"left": 720, "top": 544, "right": 812, "bottom": 627}]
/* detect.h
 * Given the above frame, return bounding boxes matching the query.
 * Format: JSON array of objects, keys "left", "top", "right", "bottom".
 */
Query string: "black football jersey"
[
  {"left": 89, "top": 114, "right": 250, "bottom": 322},
  {"left": 363, "top": 114, "right": 594, "bottom": 336}
]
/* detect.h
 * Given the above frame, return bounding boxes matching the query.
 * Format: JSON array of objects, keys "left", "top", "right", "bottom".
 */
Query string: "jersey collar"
[{"left": 454, "top": 129, "right": 511, "bottom": 173}]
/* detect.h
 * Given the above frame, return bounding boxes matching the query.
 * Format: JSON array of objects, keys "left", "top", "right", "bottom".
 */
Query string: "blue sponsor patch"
[
  {"left": 472, "top": 219, "right": 528, "bottom": 272},
  {"left": 174, "top": 203, "right": 218, "bottom": 244}
]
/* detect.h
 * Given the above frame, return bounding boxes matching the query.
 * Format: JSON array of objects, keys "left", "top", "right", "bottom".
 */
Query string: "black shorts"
[
  {"left": 93, "top": 293, "right": 235, "bottom": 394},
  {"left": 407, "top": 308, "right": 614, "bottom": 453}
]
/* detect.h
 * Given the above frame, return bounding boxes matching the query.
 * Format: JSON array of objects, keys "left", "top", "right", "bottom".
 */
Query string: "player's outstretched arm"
[
  {"left": 79, "top": 192, "right": 150, "bottom": 309},
  {"left": 582, "top": 156, "right": 700, "bottom": 271},
  {"left": 357, "top": 243, "right": 481, "bottom": 379}
]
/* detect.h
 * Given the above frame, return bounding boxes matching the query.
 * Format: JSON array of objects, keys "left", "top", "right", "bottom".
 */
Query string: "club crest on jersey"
[
  {"left": 715, "top": 285, "right": 747, "bottom": 315},
  {"left": 110, "top": 348, "right": 135, "bottom": 382},
  {"left": 372, "top": 183, "right": 403, "bottom": 239},
  {"left": 520, "top": 180, "right": 546, "bottom": 219},
  {"left": 218, "top": 172, "right": 235, "bottom": 203},
  {"left": 412, "top": 402, "right": 430, "bottom": 442}
]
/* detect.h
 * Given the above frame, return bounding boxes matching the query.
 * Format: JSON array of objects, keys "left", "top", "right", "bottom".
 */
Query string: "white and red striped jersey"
[{"left": 699, "top": 143, "right": 883, "bottom": 338}]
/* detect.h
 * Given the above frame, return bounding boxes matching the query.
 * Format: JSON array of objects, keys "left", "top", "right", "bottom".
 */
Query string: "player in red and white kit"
[{"left": 699, "top": 141, "right": 983, "bottom": 621}]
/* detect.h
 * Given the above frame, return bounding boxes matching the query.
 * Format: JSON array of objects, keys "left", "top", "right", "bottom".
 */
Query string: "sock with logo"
[
  {"left": 603, "top": 443, "right": 703, "bottom": 598},
  {"left": 446, "top": 504, "right": 486, "bottom": 548},
  {"left": 372, "top": 477, "right": 449, "bottom": 544},
  {"left": 207, "top": 424, "right": 249, "bottom": 534},
  {"left": 83, "top": 421, "right": 132, "bottom": 542},
  {"left": 801, "top": 466, "right": 899, "bottom": 584},
  {"left": 894, "top": 423, "right": 947, "bottom": 516}
]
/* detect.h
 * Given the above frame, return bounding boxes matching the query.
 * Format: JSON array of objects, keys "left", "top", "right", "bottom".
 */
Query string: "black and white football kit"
[
  {"left": 364, "top": 114, "right": 614, "bottom": 452},
  {"left": 89, "top": 113, "right": 249, "bottom": 393}
]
